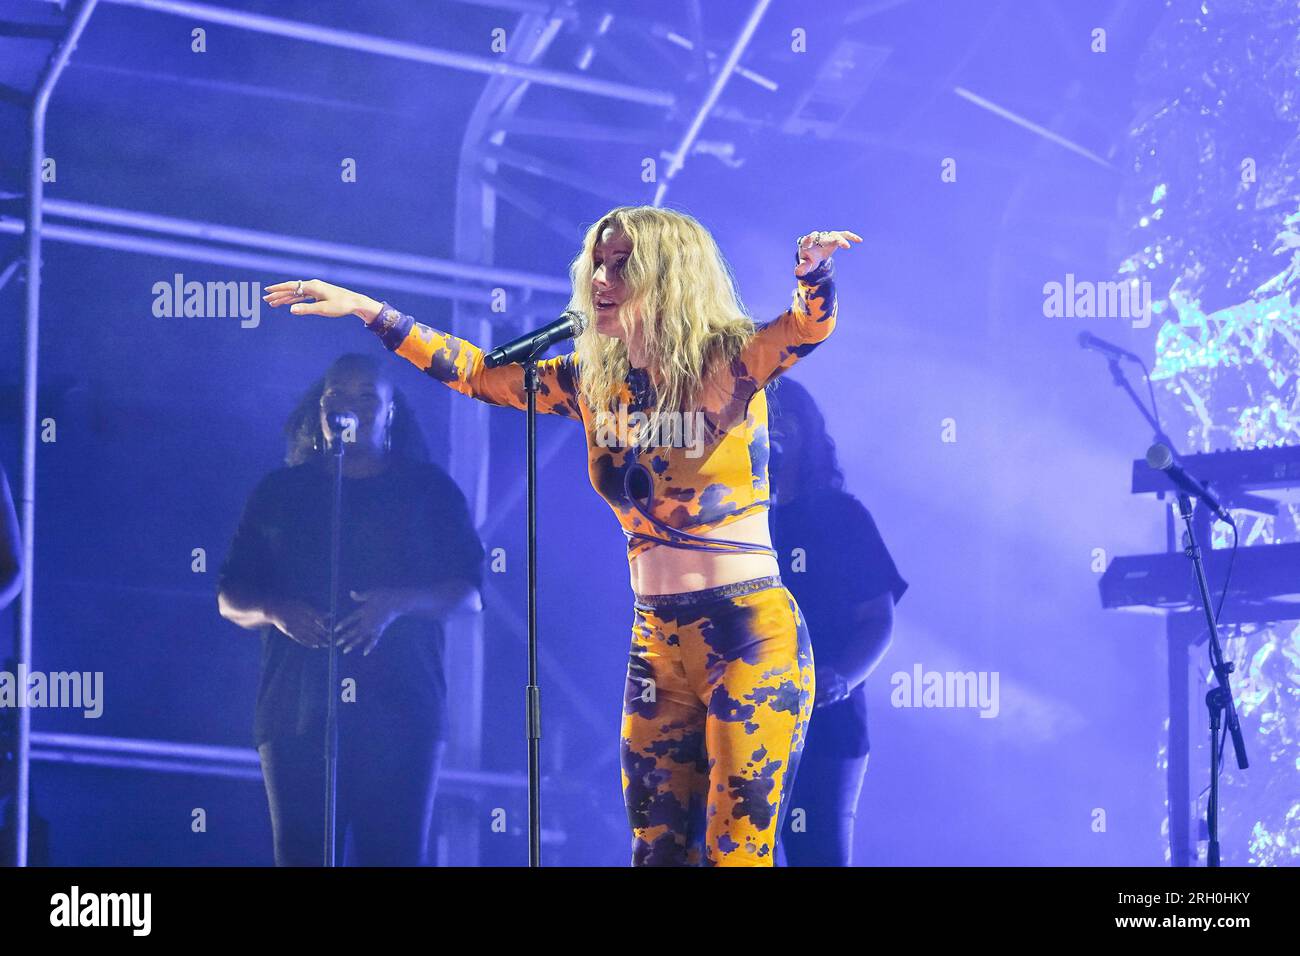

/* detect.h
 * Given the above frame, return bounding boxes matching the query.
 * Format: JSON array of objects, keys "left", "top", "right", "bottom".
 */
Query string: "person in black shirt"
[
  {"left": 768, "top": 377, "right": 906, "bottom": 867},
  {"left": 218, "top": 353, "right": 485, "bottom": 866}
]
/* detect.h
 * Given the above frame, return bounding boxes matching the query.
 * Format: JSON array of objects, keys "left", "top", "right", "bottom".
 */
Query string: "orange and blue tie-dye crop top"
[{"left": 363, "top": 257, "right": 837, "bottom": 561}]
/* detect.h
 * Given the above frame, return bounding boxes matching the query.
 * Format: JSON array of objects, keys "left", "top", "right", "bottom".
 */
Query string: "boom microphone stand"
[
  {"left": 1172, "top": 493, "right": 1248, "bottom": 867},
  {"left": 1115, "top": 357, "right": 1251, "bottom": 863},
  {"left": 1086, "top": 336, "right": 1249, "bottom": 864}
]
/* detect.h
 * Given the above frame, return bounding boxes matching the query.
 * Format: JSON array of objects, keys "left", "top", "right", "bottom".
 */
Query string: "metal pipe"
[
  {"left": 659, "top": 29, "right": 777, "bottom": 91},
  {"left": 18, "top": 0, "right": 103, "bottom": 869},
  {"left": 35, "top": 731, "right": 260, "bottom": 764},
  {"left": 0, "top": 217, "right": 570, "bottom": 316},
  {"left": 31, "top": 750, "right": 266, "bottom": 781},
  {"left": 953, "top": 86, "right": 1114, "bottom": 170},
  {"left": 654, "top": 0, "right": 773, "bottom": 205},
  {"left": 29, "top": 731, "right": 531, "bottom": 788},
  {"left": 39, "top": 199, "right": 572, "bottom": 294},
  {"left": 103, "top": 0, "right": 673, "bottom": 107}
]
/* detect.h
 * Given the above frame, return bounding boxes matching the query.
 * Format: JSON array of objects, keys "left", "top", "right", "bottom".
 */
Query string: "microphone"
[
  {"left": 325, "top": 411, "right": 358, "bottom": 453},
  {"left": 1078, "top": 331, "right": 1142, "bottom": 362},
  {"left": 1145, "top": 443, "right": 1235, "bottom": 525},
  {"left": 326, "top": 411, "right": 358, "bottom": 432},
  {"left": 484, "top": 309, "right": 587, "bottom": 368}
]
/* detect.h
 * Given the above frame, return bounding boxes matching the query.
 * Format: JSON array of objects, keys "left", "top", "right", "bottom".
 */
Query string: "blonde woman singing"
[{"left": 265, "top": 206, "right": 860, "bottom": 866}]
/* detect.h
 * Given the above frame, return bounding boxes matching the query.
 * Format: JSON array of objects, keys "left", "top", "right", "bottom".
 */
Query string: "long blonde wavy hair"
[{"left": 566, "top": 206, "right": 758, "bottom": 436}]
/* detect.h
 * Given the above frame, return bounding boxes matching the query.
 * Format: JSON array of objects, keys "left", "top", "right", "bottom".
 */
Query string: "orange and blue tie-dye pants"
[{"left": 620, "top": 575, "right": 815, "bottom": 866}]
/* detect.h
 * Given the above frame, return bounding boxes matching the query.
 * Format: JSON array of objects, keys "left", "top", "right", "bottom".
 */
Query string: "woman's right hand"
[
  {"left": 264, "top": 279, "right": 382, "bottom": 322},
  {"left": 267, "top": 599, "right": 332, "bottom": 649}
]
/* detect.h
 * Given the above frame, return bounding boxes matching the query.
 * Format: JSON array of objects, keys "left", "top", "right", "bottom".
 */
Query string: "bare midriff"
[{"left": 627, "top": 510, "right": 779, "bottom": 596}]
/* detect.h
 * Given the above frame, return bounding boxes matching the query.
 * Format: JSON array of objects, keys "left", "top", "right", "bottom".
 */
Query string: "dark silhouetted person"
[
  {"left": 770, "top": 377, "right": 906, "bottom": 866},
  {"left": 218, "top": 354, "right": 484, "bottom": 865}
]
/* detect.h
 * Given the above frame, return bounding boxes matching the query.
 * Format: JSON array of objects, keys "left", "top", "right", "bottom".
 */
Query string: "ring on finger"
[{"left": 294, "top": 280, "right": 305, "bottom": 298}]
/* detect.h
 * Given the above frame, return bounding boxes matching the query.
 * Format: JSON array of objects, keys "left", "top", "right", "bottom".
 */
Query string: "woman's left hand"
[
  {"left": 334, "top": 588, "right": 408, "bottom": 656},
  {"left": 796, "top": 230, "right": 863, "bottom": 277}
]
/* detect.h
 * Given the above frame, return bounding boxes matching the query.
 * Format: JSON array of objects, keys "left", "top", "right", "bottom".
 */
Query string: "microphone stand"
[
  {"left": 485, "top": 315, "right": 585, "bottom": 865},
  {"left": 1093, "top": 352, "right": 1248, "bottom": 865},
  {"left": 323, "top": 431, "right": 346, "bottom": 867},
  {"left": 522, "top": 351, "right": 544, "bottom": 868},
  {"left": 487, "top": 318, "right": 584, "bottom": 866},
  {"left": 1173, "top": 494, "right": 1248, "bottom": 867}
]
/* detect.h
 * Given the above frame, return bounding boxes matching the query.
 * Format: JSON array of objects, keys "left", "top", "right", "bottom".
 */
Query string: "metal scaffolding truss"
[{"left": 5, "top": 0, "right": 797, "bottom": 866}]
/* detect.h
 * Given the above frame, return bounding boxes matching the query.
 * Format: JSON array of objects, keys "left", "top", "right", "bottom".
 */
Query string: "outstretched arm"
[
  {"left": 365, "top": 301, "right": 583, "bottom": 420},
  {"left": 734, "top": 230, "right": 860, "bottom": 391},
  {"left": 264, "top": 280, "right": 583, "bottom": 420}
]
